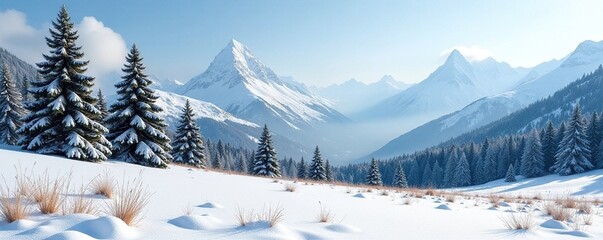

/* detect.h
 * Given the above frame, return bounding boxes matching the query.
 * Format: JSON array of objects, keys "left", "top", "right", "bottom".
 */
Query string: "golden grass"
[
  {"left": 317, "top": 202, "right": 335, "bottom": 223},
  {"left": 33, "top": 171, "right": 71, "bottom": 214},
  {"left": 499, "top": 212, "right": 536, "bottom": 230},
  {"left": 108, "top": 174, "right": 151, "bottom": 226},
  {"left": 92, "top": 170, "right": 115, "bottom": 199},
  {"left": 0, "top": 183, "right": 30, "bottom": 223}
]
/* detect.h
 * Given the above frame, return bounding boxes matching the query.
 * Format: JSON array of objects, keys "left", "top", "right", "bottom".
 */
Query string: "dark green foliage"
[
  {"left": 297, "top": 157, "right": 307, "bottom": 179},
  {"left": 392, "top": 162, "right": 408, "bottom": 188},
  {"left": 0, "top": 62, "right": 25, "bottom": 145},
  {"left": 505, "top": 164, "right": 516, "bottom": 182},
  {"left": 252, "top": 125, "right": 280, "bottom": 177},
  {"left": 365, "top": 158, "right": 382, "bottom": 186},
  {"left": 171, "top": 100, "right": 206, "bottom": 168},
  {"left": 18, "top": 6, "right": 111, "bottom": 161},
  {"left": 106, "top": 45, "right": 172, "bottom": 168},
  {"left": 309, "top": 146, "right": 326, "bottom": 181}
]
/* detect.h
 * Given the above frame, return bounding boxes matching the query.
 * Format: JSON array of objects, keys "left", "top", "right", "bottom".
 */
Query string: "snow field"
[{"left": 0, "top": 148, "right": 602, "bottom": 239}]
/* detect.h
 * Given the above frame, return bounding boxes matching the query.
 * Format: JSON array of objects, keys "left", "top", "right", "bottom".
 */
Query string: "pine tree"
[
  {"left": 19, "top": 75, "right": 29, "bottom": 103},
  {"left": 520, "top": 129, "right": 545, "bottom": 178},
  {"left": 551, "top": 105, "right": 593, "bottom": 175},
  {"left": 392, "top": 163, "right": 408, "bottom": 188},
  {"left": 0, "top": 62, "right": 26, "bottom": 145},
  {"left": 408, "top": 160, "right": 421, "bottom": 187},
  {"left": 431, "top": 159, "right": 444, "bottom": 187},
  {"left": 505, "top": 164, "right": 516, "bottom": 182},
  {"left": 421, "top": 160, "right": 432, "bottom": 187},
  {"left": 473, "top": 154, "right": 485, "bottom": 184},
  {"left": 18, "top": 7, "right": 111, "bottom": 161},
  {"left": 451, "top": 153, "right": 471, "bottom": 187},
  {"left": 106, "top": 45, "right": 171, "bottom": 168},
  {"left": 325, "top": 159, "right": 333, "bottom": 182},
  {"left": 541, "top": 121, "right": 557, "bottom": 172},
  {"left": 443, "top": 147, "right": 459, "bottom": 186},
  {"left": 365, "top": 158, "right": 382, "bottom": 186},
  {"left": 484, "top": 146, "right": 498, "bottom": 182},
  {"left": 96, "top": 89, "right": 109, "bottom": 124},
  {"left": 237, "top": 155, "right": 248, "bottom": 173},
  {"left": 211, "top": 153, "right": 222, "bottom": 169},
  {"left": 297, "top": 157, "right": 308, "bottom": 179},
  {"left": 597, "top": 139, "right": 603, "bottom": 169},
  {"left": 587, "top": 112, "right": 601, "bottom": 166},
  {"left": 252, "top": 125, "right": 280, "bottom": 177},
  {"left": 171, "top": 100, "right": 206, "bottom": 168},
  {"left": 309, "top": 146, "right": 326, "bottom": 181}
]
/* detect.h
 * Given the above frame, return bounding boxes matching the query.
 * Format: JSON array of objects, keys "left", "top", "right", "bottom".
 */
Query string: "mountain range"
[{"left": 367, "top": 40, "right": 603, "bottom": 160}]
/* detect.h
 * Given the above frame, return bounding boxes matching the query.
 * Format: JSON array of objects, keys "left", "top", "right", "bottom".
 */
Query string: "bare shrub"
[
  {"left": 234, "top": 204, "right": 284, "bottom": 228},
  {"left": 34, "top": 171, "right": 71, "bottom": 214},
  {"left": 92, "top": 170, "right": 115, "bottom": 199},
  {"left": 183, "top": 204, "right": 193, "bottom": 216},
  {"left": 317, "top": 203, "right": 335, "bottom": 223},
  {"left": 425, "top": 188, "right": 437, "bottom": 196},
  {"left": 284, "top": 183, "right": 297, "bottom": 192},
  {"left": 489, "top": 194, "right": 500, "bottom": 208},
  {"left": 499, "top": 212, "right": 536, "bottom": 230},
  {"left": 576, "top": 202, "right": 592, "bottom": 214},
  {"left": 0, "top": 184, "right": 30, "bottom": 223},
  {"left": 546, "top": 204, "right": 574, "bottom": 221},
  {"left": 65, "top": 185, "right": 97, "bottom": 215},
  {"left": 445, "top": 195, "right": 456, "bottom": 203},
  {"left": 108, "top": 174, "right": 152, "bottom": 226}
]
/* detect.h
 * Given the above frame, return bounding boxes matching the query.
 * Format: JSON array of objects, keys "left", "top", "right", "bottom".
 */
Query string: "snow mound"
[
  {"left": 540, "top": 219, "right": 570, "bottom": 230},
  {"left": 198, "top": 202, "right": 224, "bottom": 208},
  {"left": 168, "top": 214, "right": 224, "bottom": 230},
  {"left": 0, "top": 219, "right": 38, "bottom": 231},
  {"left": 46, "top": 230, "right": 97, "bottom": 240},
  {"left": 325, "top": 223, "right": 361, "bottom": 233},
  {"left": 353, "top": 193, "right": 369, "bottom": 198},
  {"left": 557, "top": 230, "right": 594, "bottom": 238},
  {"left": 436, "top": 204, "right": 452, "bottom": 210},
  {"left": 69, "top": 216, "right": 137, "bottom": 239}
]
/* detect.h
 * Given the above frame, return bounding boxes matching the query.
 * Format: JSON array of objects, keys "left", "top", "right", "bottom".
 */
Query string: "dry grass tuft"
[
  {"left": 402, "top": 198, "right": 413, "bottom": 205},
  {"left": 317, "top": 203, "right": 335, "bottom": 223},
  {"left": 284, "top": 183, "right": 297, "bottom": 192},
  {"left": 65, "top": 185, "right": 97, "bottom": 215},
  {"left": 234, "top": 204, "right": 285, "bottom": 228},
  {"left": 577, "top": 202, "right": 593, "bottom": 214},
  {"left": 499, "top": 212, "right": 536, "bottom": 230},
  {"left": 108, "top": 174, "right": 152, "bottom": 226},
  {"left": 543, "top": 202, "right": 574, "bottom": 221},
  {"left": 489, "top": 194, "right": 500, "bottom": 208},
  {"left": 92, "top": 170, "right": 115, "bottom": 199},
  {"left": 0, "top": 184, "right": 30, "bottom": 223},
  {"left": 445, "top": 195, "right": 456, "bottom": 203},
  {"left": 425, "top": 188, "right": 437, "bottom": 196},
  {"left": 34, "top": 171, "right": 71, "bottom": 214}
]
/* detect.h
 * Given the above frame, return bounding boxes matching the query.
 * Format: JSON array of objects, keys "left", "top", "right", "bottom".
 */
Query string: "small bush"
[
  {"left": 0, "top": 187, "right": 30, "bottom": 223},
  {"left": 489, "top": 194, "right": 500, "bottom": 208},
  {"left": 284, "top": 183, "right": 297, "bottom": 192},
  {"left": 425, "top": 188, "right": 437, "bottom": 196},
  {"left": 445, "top": 195, "right": 456, "bottom": 203},
  {"left": 546, "top": 204, "right": 574, "bottom": 221},
  {"left": 34, "top": 171, "right": 71, "bottom": 214},
  {"left": 499, "top": 212, "right": 536, "bottom": 230},
  {"left": 577, "top": 202, "right": 592, "bottom": 214},
  {"left": 317, "top": 203, "right": 335, "bottom": 223},
  {"left": 92, "top": 170, "right": 115, "bottom": 199},
  {"left": 65, "top": 185, "right": 97, "bottom": 215},
  {"left": 234, "top": 204, "right": 284, "bottom": 228},
  {"left": 108, "top": 174, "right": 151, "bottom": 226}
]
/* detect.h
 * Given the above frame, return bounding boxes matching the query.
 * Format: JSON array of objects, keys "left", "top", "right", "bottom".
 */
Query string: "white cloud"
[
  {"left": 440, "top": 45, "right": 493, "bottom": 62},
  {"left": 0, "top": 10, "right": 127, "bottom": 91},
  {"left": 0, "top": 9, "right": 45, "bottom": 63},
  {"left": 77, "top": 16, "right": 127, "bottom": 90}
]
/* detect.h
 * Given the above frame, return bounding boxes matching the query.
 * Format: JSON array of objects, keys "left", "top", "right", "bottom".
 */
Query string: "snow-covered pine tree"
[
  {"left": 597, "top": 140, "right": 603, "bottom": 169},
  {"left": 365, "top": 158, "right": 382, "bottom": 186},
  {"left": 541, "top": 121, "right": 557, "bottom": 172},
  {"left": 211, "top": 153, "right": 222, "bottom": 169},
  {"left": 408, "top": 159, "right": 421, "bottom": 187},
  {"left": 443, "top": 146, "right": 459, "bottom": 186},
  {"left": 393, "top": 163, "right": 408, "bottom": 188},
  {"left": 587, "top": 112, "right": 601, "bottom": 166},
  {"left": 19, "top": 75, "right": 29, "bottom": 103},
  {"left": 237, "top": 155, "right": 248, "bottom": 173},
  {"left": 309, "top": 146, "right": 326, "bottom": 181},
  {"left": 431, "top": 159, "right": 444, "bottom": 187},
  {"left": 451, "top": 153, "right": 471, "bottom": 187},
  {"left": 473, "top": 154, "right": 485, "bottom": 184},
  {"left": 18, "top": 7, "right": 111, "bottom": 161},
  {"left": 0, "top": 62, "right": 26, "bottom": 145},
  {"left": 505, "top": 164, "right": 516, "bottom": 182},
  {"left": 483, "top": 146, "right": 498, "bottom": 182},
  {"left": 297, "top": 157, "right": 307, "bottom": 179},
  {"left": 252, "top": 124, "right": 280, "bottom": 177},
  {"left": 520, "top": 129, "right": 545, "bottom": 178},
  {"left": 106, "top": 45, "right": 172, "bottom": 168},
  {"left": 551, "top": 105, "right": 593, "bottom": 175},
  {"left": 325, "top": 159, "right": 333, "bottom": 182},
  {"left": 421, "top": 160, "right": 432, "bottom": 187},
  {"left": 96, "top": 89, "right": 108, "bottom": 125},
  {"left": 171, "top": 100, "right": 206, "bottom": 168}
]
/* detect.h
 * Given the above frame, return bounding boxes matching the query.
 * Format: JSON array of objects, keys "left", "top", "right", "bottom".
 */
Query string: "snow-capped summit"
[{"left": 178, "top": 39, "right": 348, "bottom": 160}]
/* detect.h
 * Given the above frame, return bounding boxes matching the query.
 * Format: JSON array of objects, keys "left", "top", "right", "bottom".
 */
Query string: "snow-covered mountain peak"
[
  {"left": 562, "top": 40, "right": 603, "bottom": 67},
  {"left": 444, "top": 49, "right": 471, "bottom": 66}
]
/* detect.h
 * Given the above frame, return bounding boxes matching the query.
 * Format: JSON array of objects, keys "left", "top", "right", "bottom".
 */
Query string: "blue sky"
[{"left": 1, "top": 0, "right": 603, "bottom": 86}]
